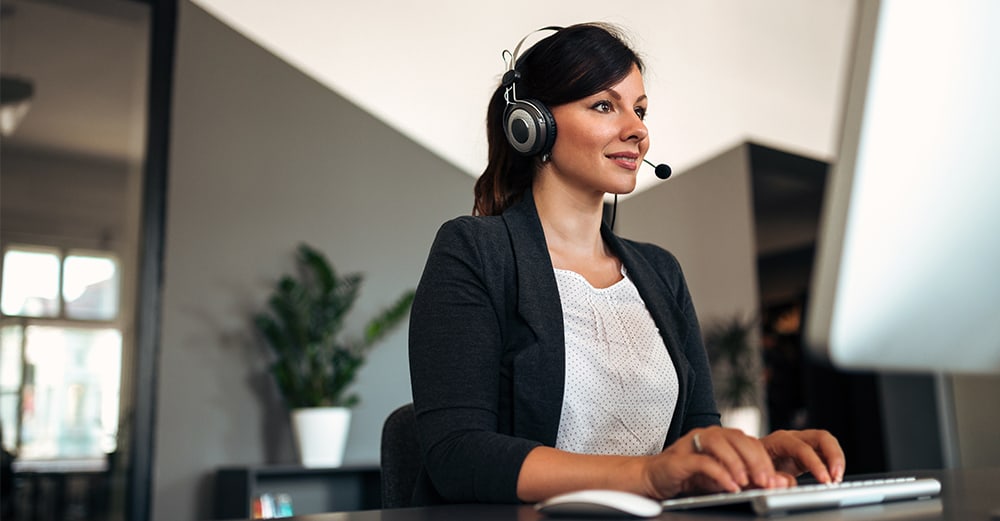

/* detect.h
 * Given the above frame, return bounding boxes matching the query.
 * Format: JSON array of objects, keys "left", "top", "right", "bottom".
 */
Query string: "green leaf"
[
  {"left": 298, "top": 243, "right": 336, "bottom": 295},
  {"left": 251, "top": 243, "right": 415, "bottom": 409},
  {"left": 703, "top": 313, "right": 760, "bottom": 409},
  {"left": 364, "top": 290, "right": 416, "bottom": 346}
]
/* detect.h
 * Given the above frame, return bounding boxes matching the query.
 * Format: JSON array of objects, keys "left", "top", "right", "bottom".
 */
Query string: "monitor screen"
[{"left": 805, "top": 0, "right": 1000, "bottom": 373}]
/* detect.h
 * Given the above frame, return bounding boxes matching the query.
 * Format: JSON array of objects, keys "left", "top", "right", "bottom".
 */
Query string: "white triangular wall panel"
[{"left": 191, "top": 0, "right": 854, "bottom": 196}]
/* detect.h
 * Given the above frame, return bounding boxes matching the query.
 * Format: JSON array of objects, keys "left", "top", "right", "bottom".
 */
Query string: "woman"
[{"left": 408, "top": 22, "right": 844, "bottom": 506}]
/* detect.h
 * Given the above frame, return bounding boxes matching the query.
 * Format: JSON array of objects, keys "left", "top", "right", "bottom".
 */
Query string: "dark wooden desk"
[{"left": 239, "top": 467, "right": 999, "bottom": 521}]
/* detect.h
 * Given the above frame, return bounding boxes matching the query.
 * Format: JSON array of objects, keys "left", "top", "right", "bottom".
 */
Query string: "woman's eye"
[
  {"left": 635, "top": 107, "right": 647, "bottom": 120},
  {"left": 593, "top": 101, "right": 612, "bottom": 113}
]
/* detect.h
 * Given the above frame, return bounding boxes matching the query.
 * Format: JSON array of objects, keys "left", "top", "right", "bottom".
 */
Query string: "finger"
[
  {"left": 808, "top": 430, "right": 846, "bottom": 482},
  {"left": 726, "top": 433, "right": 778, "bottom": 489},
  {"left": 654, "top": 436, "right": 743, "bottom": 498},
  {"left": 688, "top": 454, "right": 743, "bottom": 494},
  {"left": 783, "top": 434, "right": 833, "bottom": 483},
  {"left": 693, "top": 431, "right": 750, "bottom": 488},
  {"left": 695, "top": 428, "right": 779, "bottom": 489},
  {"left": 775, "top": 471, "right": 797, "bottom": 488}
]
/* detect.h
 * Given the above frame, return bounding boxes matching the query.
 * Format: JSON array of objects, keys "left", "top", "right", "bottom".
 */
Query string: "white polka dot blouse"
[{"left": 552, "top": 266, "right": 680, "bottom": 456}]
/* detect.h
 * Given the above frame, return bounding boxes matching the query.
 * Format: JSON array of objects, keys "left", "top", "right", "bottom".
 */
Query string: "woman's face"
[{"left": 544, "top": 64, "right": 649, "bottom": 196}]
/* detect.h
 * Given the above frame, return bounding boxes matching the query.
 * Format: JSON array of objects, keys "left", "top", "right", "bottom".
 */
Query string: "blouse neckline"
[{"left": 553, "top": 265, "right": 628, "bottom": 292}]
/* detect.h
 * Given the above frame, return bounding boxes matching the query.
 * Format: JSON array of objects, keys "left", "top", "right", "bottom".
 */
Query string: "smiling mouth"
[{"left": 607, "top": 153, "right": 639, "bottom": 170}]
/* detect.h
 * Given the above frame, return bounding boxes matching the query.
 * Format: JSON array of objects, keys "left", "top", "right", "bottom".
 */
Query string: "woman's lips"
[{"left": 607, "top": 153, "right": 639, "bottom": 170}]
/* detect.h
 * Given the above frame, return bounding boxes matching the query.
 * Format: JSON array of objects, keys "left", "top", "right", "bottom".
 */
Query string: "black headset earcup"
[{"left": 503, "top": 99, "right": 556, "bottom": 156}]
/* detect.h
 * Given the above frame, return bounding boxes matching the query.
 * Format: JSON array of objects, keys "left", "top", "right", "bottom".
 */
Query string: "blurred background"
[{"left": 1, "top": 1, "right": 997, "bottom": 520}]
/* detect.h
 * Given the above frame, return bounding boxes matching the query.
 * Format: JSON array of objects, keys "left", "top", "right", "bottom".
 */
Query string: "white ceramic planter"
[{"left": 291, "top": 407, "right": 351, "bottom": 468}]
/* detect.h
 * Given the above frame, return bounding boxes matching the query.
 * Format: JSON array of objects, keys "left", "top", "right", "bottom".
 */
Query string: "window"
[
  {"left": 1, "top": 248, "right": 61, "bottom": 318},
  {"left": 0, "top": 245, "right": 122, "bottom": 460}
]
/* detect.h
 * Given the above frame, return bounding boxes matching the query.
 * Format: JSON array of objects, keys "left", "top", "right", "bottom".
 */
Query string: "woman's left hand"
[{"left": 759, "top": 429, "right": 845, "bottom": 484}]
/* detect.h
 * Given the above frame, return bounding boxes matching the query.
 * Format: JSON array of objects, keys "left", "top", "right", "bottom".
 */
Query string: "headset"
[{"left": 501, "top": 26, "right": 563, "bottom": 157}]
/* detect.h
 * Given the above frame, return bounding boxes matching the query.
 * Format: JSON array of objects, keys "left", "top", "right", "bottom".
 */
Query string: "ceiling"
[
  {"left": 191, "top": 0, "right": 857, "bottom": 196},
  {"left": 0, "top": 0, "right": 149, "bottom": 164},
  {"left": 1, "top": 0, "right": 856, "bottom": 198}
]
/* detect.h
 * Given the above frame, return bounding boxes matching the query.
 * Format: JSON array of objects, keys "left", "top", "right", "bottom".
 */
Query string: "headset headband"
[
  {"left": 502, "top": 26, "right": 563, "bottom": 104},
  {"left": 500, "top": 26, "right": 563, "bottom": 157}
]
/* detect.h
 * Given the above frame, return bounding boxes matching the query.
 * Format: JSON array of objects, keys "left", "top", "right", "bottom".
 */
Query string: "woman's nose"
[{"left": 622, "top": 114, "right": 648, "bottom": 142}]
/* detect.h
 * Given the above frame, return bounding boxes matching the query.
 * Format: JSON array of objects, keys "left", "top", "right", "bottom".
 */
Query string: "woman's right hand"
[{"left": 641, "top": 426, "right": 792, "bottom": 500}]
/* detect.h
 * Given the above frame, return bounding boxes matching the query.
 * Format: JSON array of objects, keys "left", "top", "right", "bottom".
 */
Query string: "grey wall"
[
  {"left": 153, "top": 3, "right": 473, "bottom": 519},
  {"left": 952, "top": 375, "right": 1000, "bottom": 468},
  {"left": 617, "top": 144, "right": 759, "bottom": 327},
  {"left": 0, "top": 147, "right": 131, "bottom": 249},
  {"left": 616, "top": 144, "right": 765, "bottom": 428}
]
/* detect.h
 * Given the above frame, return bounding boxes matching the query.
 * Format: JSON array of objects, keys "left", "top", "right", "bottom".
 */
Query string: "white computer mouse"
[{"left": 535, "top": 489, "right": 663, "bottom": 518}]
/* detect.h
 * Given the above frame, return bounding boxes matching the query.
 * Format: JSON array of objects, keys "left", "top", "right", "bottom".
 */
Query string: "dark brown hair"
[{"left": 472, "top": 23, "right": 644, "bottom": 216}]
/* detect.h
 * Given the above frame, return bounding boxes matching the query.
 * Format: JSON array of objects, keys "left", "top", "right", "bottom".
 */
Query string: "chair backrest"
[{"left": 380, "top": 403, "right": 421, "bottom": 508}]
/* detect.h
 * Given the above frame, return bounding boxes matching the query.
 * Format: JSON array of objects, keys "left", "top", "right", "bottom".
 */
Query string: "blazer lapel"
[
  {"left": 602, "top": 224, "right": 693, "bottom": 441},
  {"left": 502, "top": 193, "right": 563, "bottom": 343},
  {"left": 501, "top": 191, "right": 565, "bottom": 445}
]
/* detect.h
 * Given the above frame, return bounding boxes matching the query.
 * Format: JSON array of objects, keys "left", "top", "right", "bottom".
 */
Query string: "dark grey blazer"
[{"left": 408, "top": 190, "right": 720, "bottom": 505}]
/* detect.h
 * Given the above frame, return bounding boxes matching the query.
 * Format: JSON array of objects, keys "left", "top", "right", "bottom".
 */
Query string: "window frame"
[{"left": 0, "top": 242, "right": 124, "bottom": 459}]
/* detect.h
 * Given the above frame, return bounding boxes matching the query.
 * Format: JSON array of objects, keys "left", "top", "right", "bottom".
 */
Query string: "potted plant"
[
  {"left": 254, "top": 243, "right": 414, "bottom": 467},
  {"left": 703, "top": 313, "right": 762, "bottom": 436}
]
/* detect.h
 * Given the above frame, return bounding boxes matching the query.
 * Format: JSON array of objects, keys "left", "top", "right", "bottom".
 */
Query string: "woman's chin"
[
  {"left": 602, "top": 187, "right": 637, "bottom": 201},
  {"left": 607, "top": 180, "right": 638, "bottom": 195}
]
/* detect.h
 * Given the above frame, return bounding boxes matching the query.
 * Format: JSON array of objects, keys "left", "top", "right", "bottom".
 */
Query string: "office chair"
[{"left": 380, "top": 403, "right": 421, "bottom": 508}]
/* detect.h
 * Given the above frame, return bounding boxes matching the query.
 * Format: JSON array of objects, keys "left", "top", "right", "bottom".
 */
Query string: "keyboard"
[{"left": 659, "top": 476, "right": 942, "bottom": 515}]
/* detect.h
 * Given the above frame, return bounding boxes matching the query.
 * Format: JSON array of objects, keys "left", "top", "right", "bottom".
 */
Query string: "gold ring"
[{"left": 693, "top": 433, "right": 704, "bottom": 453}]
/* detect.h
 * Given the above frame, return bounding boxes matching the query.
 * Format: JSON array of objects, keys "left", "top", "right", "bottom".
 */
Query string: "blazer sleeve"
[{"left": 408, "top": 217, "right": 542, "bottom": 503}]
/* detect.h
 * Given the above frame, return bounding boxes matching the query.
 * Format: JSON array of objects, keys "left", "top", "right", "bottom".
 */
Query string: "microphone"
[
  {"left": 643, "top": 158, "right": 672, "bottom": 180},
  {"left": 608, "top": 158, "right": 673, "bottom": 230}
]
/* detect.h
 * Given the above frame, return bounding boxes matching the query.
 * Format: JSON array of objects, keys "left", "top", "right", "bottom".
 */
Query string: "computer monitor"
[{"left": 805, "top": 0, "right": 1000, "bottom": 374}]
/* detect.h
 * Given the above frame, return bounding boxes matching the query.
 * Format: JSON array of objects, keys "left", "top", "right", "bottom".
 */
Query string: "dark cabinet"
[{"left": 214, "top": 465, "right": 380, "bottom": 519}]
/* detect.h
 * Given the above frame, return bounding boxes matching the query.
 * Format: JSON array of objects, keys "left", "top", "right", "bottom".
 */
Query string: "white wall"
[{"left": 153, "top": 3, "right": 473, "bottom": 519}]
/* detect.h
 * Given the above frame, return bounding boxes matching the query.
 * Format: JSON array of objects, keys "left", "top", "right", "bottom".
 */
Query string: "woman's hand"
[
  {"left": 760, "top": 429, "right": 845, "bottom": 484},
  {"left": 641, "top": 426, "right": 793, "bottom": 499}
]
